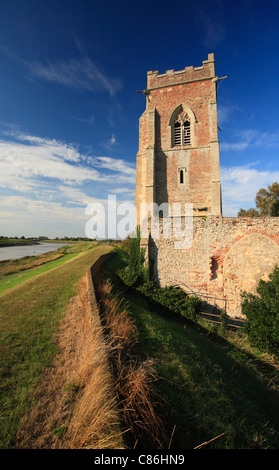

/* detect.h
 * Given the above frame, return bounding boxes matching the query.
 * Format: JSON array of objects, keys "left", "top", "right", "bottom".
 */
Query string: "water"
[{"left": 0, "top": 243, "right": 68, "bottom": 261}]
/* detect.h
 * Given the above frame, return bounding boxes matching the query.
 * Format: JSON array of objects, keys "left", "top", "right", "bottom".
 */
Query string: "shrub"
[
  {"left": 220, "top": 310, "right": 229, "bottom": 333},
  {"left": 121, "top": 266, "right": 140, "bottom": 287},
  {"left": 120, "top": 230, "right": 201, "bottom": 321},
  {"left": 242, "top": 264, "right": 279, "bottom": 357},
  {"left": 120, "top": 227, "right": 149, "bottom": 287},
  {"left": 138, "top": 281, "right": 202, "bottom": 322}
]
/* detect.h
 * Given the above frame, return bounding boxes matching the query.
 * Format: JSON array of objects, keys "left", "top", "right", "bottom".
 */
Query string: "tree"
[
  {"left": 255, "top": 182, "right": 279, "bottom": 216},
  {"left": 121, "top": 226, "right": 149, "bottom": 286},
  {"left": 238, "top": 208, "right": 260, "bottom": 217},
  {"left": 238, "top": 182, "right": 279, "bottom": 217},
  {"left": 241, "top": 265, "right": 279, "bottom": 357}
]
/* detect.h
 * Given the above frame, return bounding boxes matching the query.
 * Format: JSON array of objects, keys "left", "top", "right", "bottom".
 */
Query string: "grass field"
[
  {"left": 0, "top": 242, "right": 113, "bottom": 448},
  {"left": 0, "top": 253, "right": 79, "bottom": 294},
  {"left": 0, "top": 242, "right": 96, "bottom": 294},
  {"left": 100, "top": 249, "right": 279, "bottom": 449},
  {"left": 2, "top": 241, "right": 279, "bottom": 450}
]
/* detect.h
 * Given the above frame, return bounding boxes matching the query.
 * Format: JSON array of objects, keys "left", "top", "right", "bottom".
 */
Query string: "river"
[{"left": 0, "top": 242, "right": 69, "bottom": 261}]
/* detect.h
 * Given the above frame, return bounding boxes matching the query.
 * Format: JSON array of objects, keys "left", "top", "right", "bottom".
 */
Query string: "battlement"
[{"left": 147, "top": 53, "right": 215, "bottom": 90}]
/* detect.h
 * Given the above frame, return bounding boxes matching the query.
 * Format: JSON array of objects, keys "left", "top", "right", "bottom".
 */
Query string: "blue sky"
[{"left": 0, "top": 0, "right": 279, "bottom": 238}]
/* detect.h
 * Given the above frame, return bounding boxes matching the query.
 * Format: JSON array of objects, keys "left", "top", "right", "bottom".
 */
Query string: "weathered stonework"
[
  {"left": 135, "top": 53, "right": 222, "bottom": 224},
  {"left": 135, "top": 54, "right": 279, "bottom": 318},
  {"left": 149, "top": 216, "right": 279, "bottom": 317}
]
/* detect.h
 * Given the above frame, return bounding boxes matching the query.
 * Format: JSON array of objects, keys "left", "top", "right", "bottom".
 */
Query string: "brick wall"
[{"left": 135, "top": 53, "right": 221, "bottom": 226}]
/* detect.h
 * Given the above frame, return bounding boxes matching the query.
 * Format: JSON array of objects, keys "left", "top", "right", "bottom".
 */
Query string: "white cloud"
[
  {"left": 221, "top": 165, "right": 279, "bottom": 216},
  {"left": 220, "top": 128, "right": 279, "bottom": 152},
  {"left": 196, "top": 1, "right": 226, "bottom": 49},
  {"left": 100, "top": 133, "right": 120, "bottom": 151},
  {"left": 0, "top": 45, "right": 122, "bottom": 96},
  {"left": 0, "top": 195, "right": 92, "bottom": 238},
  {"left": 91, "top": 155, "right": 136, "bottom": 177},
  {"left": 0, "top": 128, "right": 137, "bottom": 236},
  {"left": 217, "top": 103, "right": 241, "bottom": 126},
  {"left": 0, "top": 138, "right": 103, "bottom": 191},
  {"left": 70, "top": 113, "right": 95, "bottom": 125},
  {"left": 110, "top": 187, "right": 135, "bottom": 194},
  {"left": 0, "top": 131, "right": 136, "bottom": 194}
]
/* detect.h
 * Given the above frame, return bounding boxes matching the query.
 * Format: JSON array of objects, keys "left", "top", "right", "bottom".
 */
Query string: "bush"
[
  {"left": 138, "top": 281, "right": 202, "bottom": 322},
  {"left": 120, "top": 227, "right": 149, "bottom": 287},
  {"left": 242, "top": 264, "right": 279, "bottom": 357},
  {"left": 121, "top": 266, "right": 140, "bottom": 287},
  {"left": 220, "top": 310, "right": 229, "bottom": 333},
  {"left": 120, "top": 229, "right": 201, "bottom": 322}
]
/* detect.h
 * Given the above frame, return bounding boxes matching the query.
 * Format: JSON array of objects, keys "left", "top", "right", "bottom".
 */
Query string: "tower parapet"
[{"left": 146, "top": 53, "right": 215, "bottom": 92}]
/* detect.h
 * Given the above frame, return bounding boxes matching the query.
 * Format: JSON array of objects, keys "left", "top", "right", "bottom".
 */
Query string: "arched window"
[
  {"left": 173, "top": 111, "right": 191, "bottom": 146},
  {"left": 178, "top": 167, "right": 187, "bottom": 186}
]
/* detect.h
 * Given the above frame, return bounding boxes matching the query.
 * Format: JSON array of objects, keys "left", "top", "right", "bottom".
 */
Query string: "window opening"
[
  {"left": 210, "top": 257, "right": 219, "bottom": 280},
  {"left": 173, "top": 111, "right": 191, "bottom": 146},
  {"left": 180, "top": 169, "right": 184, "bottom": 184},
  {"left": 174, "top": 122, "right": 181, "bottom": 146},
  {"left": 183, "top": 121, "right": 191, "bottom": 145}
]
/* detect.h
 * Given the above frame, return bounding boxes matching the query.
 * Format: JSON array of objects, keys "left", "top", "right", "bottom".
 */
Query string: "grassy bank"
[
  {"left": 0, "top": 242, "right": 97, "bottom": 294},
  {"left": 0, "top": 242, "right": 113, "bottom": 448},
  {"left": 100, "top": 249, "right": 279, "bottom": 449}
]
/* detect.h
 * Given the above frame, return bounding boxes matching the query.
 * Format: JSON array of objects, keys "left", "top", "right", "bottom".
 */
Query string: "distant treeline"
[
  {"left": 0, "top": 236, "right": 120, "bottom": 247},
  {"left": 0, "top": 237, "right": 40, "bottom": 247}
]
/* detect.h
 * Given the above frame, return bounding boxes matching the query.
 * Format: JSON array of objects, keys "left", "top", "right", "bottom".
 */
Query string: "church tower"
[{"left": 135, "top": 53, "right": 222, "bottom": 225}]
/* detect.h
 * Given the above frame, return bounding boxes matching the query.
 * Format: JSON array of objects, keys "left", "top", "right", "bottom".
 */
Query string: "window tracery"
[{"left": 173, "top": 111, "right": 191, "bottom": 146}]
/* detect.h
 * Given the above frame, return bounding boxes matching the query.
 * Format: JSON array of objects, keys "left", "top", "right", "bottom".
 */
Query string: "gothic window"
[{"left": 173, "top": 111, "right": 191, "bottom": 147}]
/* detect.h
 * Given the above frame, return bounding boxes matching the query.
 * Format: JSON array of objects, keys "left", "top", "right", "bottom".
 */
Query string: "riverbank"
[
  {"left": 0, "top": 242, "right": 96, "bottom": 291},
  {"left": 0, "top": 238, "right": 40, "bottom": 247},
  {"left": 0, "top": 242, "right": 71, "bottom": 262}
]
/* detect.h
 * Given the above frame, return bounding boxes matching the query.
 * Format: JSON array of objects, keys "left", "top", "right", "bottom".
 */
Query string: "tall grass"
[
  {"left": 16, "top": 275, "right": 124, "bottom": 449},
  {"left": 96, "top": 279, "right": 167, "bottom": 449}
]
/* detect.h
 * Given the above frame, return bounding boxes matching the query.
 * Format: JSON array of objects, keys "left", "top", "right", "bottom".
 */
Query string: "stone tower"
[
  {"left": 135, "top": 53, "right": 222, "bottom": 225},
  {"left": 134, "top": 54, "right": 279, "bottom": 319}
]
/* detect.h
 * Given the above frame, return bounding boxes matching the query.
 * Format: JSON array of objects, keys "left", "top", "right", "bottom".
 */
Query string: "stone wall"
[{"left": 148, "top": 216, "right": 279, "bottom": 318}]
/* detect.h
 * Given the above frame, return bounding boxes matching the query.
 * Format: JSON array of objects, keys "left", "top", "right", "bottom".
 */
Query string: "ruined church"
[{"left": 135, "top": 53, "right": 279, "bottom": 318}]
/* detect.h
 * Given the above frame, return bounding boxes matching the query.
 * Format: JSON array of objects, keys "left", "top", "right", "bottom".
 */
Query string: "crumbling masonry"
[{"left": 135, "top": 54, "right": 279, "bottom": 318}]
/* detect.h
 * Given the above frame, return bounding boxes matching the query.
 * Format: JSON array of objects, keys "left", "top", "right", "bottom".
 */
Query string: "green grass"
[
  {"left": 101, "top": 249, "right": 279, "bottom": 449},
  {"left": 0, "top": 252, "right": 79, "bottom": 294},
  {"left": 0, "top": 242, "right": 113, "bottom": 449}
]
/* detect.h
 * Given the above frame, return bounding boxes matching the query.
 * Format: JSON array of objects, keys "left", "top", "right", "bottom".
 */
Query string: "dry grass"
[
  {"left": 100, "top": 280, "right": 139, "bottom": 349},
  {"left": 15, "top": 270, "right": 166, "bottom": 449},
  {"left": 96, "top": 279, "right": 167, "bottom": 449},
  {"left": 16, "top": 275, "right": 124, "bottom": 449}
]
